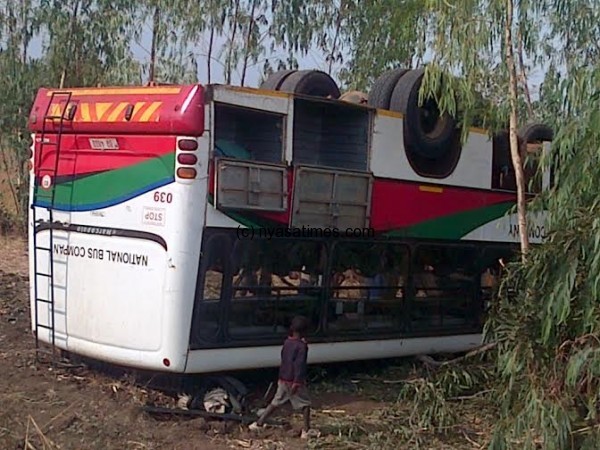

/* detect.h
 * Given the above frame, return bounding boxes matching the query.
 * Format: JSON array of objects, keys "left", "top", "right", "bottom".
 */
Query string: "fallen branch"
[
  {"left": 462, "top": 429, "right": 484, "bottom": 449},
  {"left": 449, "top": 389, "right": 492, "bottom": 401},
  {"left": 416, "top": 342, "right": 497, "bottom": 369},
  {"left": 382, "top": 378, "right": 422, "bottom": 384},
  {"left": 142, "top": 405, "right": 286, "bottom": 426},
  {"left": 23, "top": 419, "right": 30, "bottom": 450},
  {"left": 572, "top": 423, "right": 600, "bottom": 434},
  {"left": 41, "top": 402, "right": 78, "bottom": 434},
  {"left": 28, "top": 415, "right": 56, "bottom": 449}
]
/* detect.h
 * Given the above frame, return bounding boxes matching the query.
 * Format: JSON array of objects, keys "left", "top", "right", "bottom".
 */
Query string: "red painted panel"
[
  {"left": 370, "top": 179, "right": 516, "bottom": 229},
  {"left": 208, "top": 160, "right": 520, "bottom": 230},
  {"left": 28, "top": 85, "right": 205, "bottom": 136},
  {"left": 34, "top": 134, "right": 176, "bottom": 179}
]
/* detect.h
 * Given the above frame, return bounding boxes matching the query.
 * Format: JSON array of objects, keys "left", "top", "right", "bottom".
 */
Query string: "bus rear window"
[{"left": 214, "top": 103, "right": 284, "bottom": 163}]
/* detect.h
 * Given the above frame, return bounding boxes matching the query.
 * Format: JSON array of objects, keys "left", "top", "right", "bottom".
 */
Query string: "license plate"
[{"left": 89, "top": 138, "right": 119, "bottom": 150}]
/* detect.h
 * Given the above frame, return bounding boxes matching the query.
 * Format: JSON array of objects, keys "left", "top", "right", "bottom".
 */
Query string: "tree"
[
  {"left": 38, "top": 0, "right": 142, "bottom": 87},
  {"left": 240, "top": 0, "right": 268, "bottom": 86},
  {"left": 263, "top": 0, "right": 339, "bottom": 79},
  {"left": 0, "top": 0, "right": 43, "bottom": 226},
  {"left": 414, "top": 0, "right": 552, "bottom": 260},
  {"left": 391, "top": 2, "right": 600, "bottom": 448},
  {"left": 180, "top": 0, "right": 229, "bottom": 84},
  {"left": 505, "top": 0, "right": 529, "bottom": 257},
  {"left": 335, "top": 0, "right": 428, "bottom": 91},
  {"left": 485, "top": 64, "right": 600, "bottom": 450},
  {"left": 134, "top": 0, "right": 197, "bottom": 84}
]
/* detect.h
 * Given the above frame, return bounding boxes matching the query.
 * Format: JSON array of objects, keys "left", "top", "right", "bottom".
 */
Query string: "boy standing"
[{"left": 249, "top": 316, "right": 320, "bottom": 439}]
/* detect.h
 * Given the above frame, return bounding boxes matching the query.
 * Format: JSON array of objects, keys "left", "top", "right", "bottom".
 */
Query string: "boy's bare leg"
[
  {"left": 256, "top": 403, "right": 277, "bottom": 426},
  {"left": 302, "top": 406, "right": 310, "bottom": 431}
]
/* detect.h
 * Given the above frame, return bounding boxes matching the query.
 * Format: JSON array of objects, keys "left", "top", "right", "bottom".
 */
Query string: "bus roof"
[{"left": 28, "top": 84, "right": 205, "bottom": 136}]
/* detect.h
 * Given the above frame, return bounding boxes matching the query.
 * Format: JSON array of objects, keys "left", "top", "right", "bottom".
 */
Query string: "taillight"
[
  {"left": 177, "top": 153, "right": 197, "bottom": 165},
  {"left": 177, "top": 167, "right": 196, "bottom": 179},
  {"left": 177, "top": 137, "right": 198, "bottom": 180},
  {"left": 178, "top": 139, "right": 198, "bottom": 151}
]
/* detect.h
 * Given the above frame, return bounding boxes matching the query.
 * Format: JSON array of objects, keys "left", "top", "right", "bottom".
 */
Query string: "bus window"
[
  {"left": 227, "top": 239, "right": 324, "bottom": 340},
  {"left": 411, "top": 245, "right": 478, "bottom": 333},
  {"left": 190, "top": 232, "right": 233, "bottom": 346},
  {"left": 327, "top": 242, "right": 409, "bottom": 334},
  {"left": 214, "top": 103, "right": 284, "bottom": 163}
]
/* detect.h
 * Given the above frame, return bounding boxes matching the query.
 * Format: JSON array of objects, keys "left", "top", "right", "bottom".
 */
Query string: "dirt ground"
[{"left": 0, "top": 234, "right": 490, "bottom": 450}]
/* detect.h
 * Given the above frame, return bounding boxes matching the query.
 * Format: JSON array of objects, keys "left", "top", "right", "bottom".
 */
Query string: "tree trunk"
[
  {"left": 207, "top": 25, "right": 214, "bottom": 83},
  {"left": 240, "top": 0, "right": 258, "bottom": 86},
  {"left": 149, "top": 5, "right": 160, "bottom": 83},
  {"left": 7, "top": 4, "right": 17, "bottom": 61},
  {"left": 505, "top": 0, "right": 529, "bottom": 259},
  {"left": 60, "top": 0, "right": 81, "bottom": 89},
  {"left": 20, "top": 0, "right": 32, "bottom": 64},
  {"left": 0, "top": 144, "right": 21, "bottom": 217},
  {"left": 225, "top": 0, "right": 240, "bottom": 85},
  {"left": 328, "top": 4, "right": 344, "bottom": 76}
]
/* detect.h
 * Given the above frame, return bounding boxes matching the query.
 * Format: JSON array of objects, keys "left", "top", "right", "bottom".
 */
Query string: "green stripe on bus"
[
  {"left": 384, "top": 201, "right": 515, "bottom": 239},
  {"left": 34, "top": 153, "right": 175, "bottom": 209},
  {"left": 207, "top": 194, "right": 515, "bottom": 240}
]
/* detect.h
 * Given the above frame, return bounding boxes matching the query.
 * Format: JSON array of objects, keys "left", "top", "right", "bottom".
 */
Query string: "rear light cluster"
[{"left": 176, "top": 138, "right": 198, "bottom": 179}]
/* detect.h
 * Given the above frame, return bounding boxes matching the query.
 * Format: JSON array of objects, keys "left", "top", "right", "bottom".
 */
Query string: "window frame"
[{"left": 189, "top": 231, "right": 498, "bottom": 350}]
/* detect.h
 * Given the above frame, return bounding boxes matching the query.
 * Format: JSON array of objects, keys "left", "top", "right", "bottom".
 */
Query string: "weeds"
[{"left": 306, "top": 356, "right": 497, "bottom": 449}]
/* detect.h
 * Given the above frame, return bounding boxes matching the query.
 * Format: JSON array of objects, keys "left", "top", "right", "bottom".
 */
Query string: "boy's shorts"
[{"left": 270, "top": 381, "right": 311, "bottom": 410}]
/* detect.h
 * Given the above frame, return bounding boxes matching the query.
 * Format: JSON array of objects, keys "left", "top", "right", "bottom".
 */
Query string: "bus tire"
[
  {"left": 518, "top": 123, "right": 554, "bottom": 144},
  {"left": 260, "top": 69, "right": 297, "bottom": 91},
  {"left": 389, "top": 68, "right": 458, "bottom": 159},
  {"left": 367, "top": 68, "right": 409, "bottom": 109},
  {"left": 278, "top": 69, "right": 341, "bottom": 99}
]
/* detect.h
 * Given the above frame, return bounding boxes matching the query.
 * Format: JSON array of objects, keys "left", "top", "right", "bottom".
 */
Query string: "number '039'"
[{"left": 153, "top": 192, "right": 173, "bottom": 203}]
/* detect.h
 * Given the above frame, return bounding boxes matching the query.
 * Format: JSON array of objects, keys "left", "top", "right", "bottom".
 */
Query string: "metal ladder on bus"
[{"left": 31, "top": 91, "right": 72, "bottom": 364}]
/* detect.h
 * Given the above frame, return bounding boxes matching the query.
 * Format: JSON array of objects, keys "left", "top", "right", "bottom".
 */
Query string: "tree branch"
[
  {"left": 416, "top": 342, "right": 497, "bottom": 369},
  {"left": 516, "top": 28, "right": 534, "bottom": 117}
]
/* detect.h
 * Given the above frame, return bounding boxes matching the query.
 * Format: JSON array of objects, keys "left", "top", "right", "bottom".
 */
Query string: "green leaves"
[{"left": 486, "top": 64, "right": 600, "bottom": 449}]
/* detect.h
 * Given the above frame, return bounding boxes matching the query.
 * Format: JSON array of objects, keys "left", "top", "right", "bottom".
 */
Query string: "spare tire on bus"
[
  {"left": 389, "top": 68, "right": 459, "bottom": 160},
  {"left": 260, "top": 69, "right": 297, "bottom": 91},
  {"left": 368, "top": 67, "right": 409, "bottom": 109},
  {"left": 278, "top": 69, "right": 341, "bottom": 99}
]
